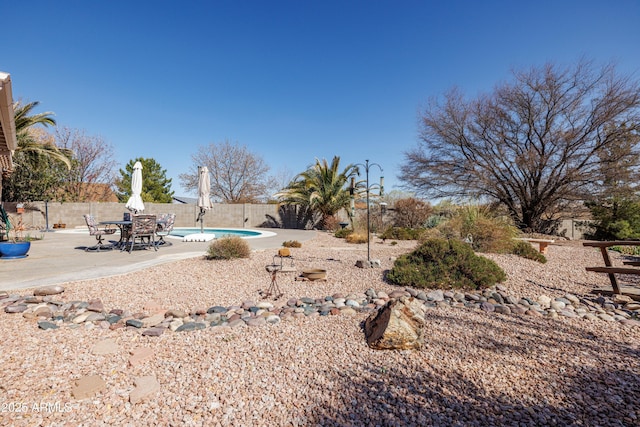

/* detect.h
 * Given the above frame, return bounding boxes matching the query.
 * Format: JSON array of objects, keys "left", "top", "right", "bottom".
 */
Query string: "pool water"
[{"left": 169, "top": 228, "right": 264, "bottom": 238}]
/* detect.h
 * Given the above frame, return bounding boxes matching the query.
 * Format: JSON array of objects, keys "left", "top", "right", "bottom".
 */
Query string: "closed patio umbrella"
[
  {"left": 125, "top": 161, "right": 145, "bottom": 213},
  {"left": 196, "top": 166, "right": 213, "bottom": 232}
]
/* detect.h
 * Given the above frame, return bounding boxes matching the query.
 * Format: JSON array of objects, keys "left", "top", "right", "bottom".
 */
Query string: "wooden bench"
[
  {"left": 515, "top": 238, "right": 555, "bottom": 254},
  {"left": 583, "top": 240, "right": 640, "bottom": 296}
]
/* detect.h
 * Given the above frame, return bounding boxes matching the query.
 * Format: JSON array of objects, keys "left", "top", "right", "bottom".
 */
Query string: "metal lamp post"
[{"left": 352, "top": 159, "right": 384, "bottom": 262}]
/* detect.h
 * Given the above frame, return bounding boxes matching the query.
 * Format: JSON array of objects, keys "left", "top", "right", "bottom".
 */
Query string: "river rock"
[
  {"left": 364, "top": 296, "right": 425, "bottom": 350},
  {"left": 34, "top": 286, "right": 65, "bottom": 296},
  {"left": 355, "top": 259, "right": 372, "bottom": 268},
  {"left": 87, "top": 299, "right": 104, "bottom": 312},
  {"left": 426, "top": 290, "right": 444, "bottom": 302},
  {"left": 165, "top": 309, "right": 188, "bottom": 318},
  {"left": 5, "top": 304, "right": 28, "bottom": 313},
  {"left": 141, "top": 313, "right": 165, "bottom": 328},
  {"left": 38, "top": 321, "right": 59, "bottom": 330},
  {"left": 142, "top": 326, "right": 165, "bottom": 336},
  {"left": 175, "top": 322, "right": 206, "bottom": 332},
  {"left": 537, "top": 295, "right": 552, "bottom": 309},
  {"left": 612, "top": 294, "right": 633, "bottom": 304}
]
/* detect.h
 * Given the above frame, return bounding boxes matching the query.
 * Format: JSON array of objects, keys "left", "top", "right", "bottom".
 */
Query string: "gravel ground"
[{"left": 1, "top": 233, "right": 639, "bottom": 426}]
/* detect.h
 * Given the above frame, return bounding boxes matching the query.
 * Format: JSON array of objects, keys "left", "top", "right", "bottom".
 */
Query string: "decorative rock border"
[{"left": 1, "top": 284, "right": 639, "bottom": 335}]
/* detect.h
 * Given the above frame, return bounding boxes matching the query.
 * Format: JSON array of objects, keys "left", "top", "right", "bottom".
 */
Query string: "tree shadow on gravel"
[
  {"left": 309, "top": 310, "right": 640, "bottom": 426},
  {"left": 423, "top": 311, "right": 640, "bottom": 360}
]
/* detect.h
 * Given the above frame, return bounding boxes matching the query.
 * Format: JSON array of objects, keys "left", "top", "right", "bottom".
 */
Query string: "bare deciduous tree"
[
  {"left": 180, "top": 140, "right": 271, "bottom": 203},
  {"left": 392, "top": 197, "right": 433, "bottom": 228},
  {"left": 400, "top": 59, "right": 640, "bottom": 232},
  {"left": 55, "top": 127, "right": 117, "bottom": 201}
]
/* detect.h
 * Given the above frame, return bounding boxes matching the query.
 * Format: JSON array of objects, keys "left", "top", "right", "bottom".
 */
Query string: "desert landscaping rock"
[
  {"left": 129, "top": 375, "right": 161, "bottom": 404},
  {"left": 129, "top": 347, "right": 155, "bottom": 367},
  {"left": 71, "top": 375, "right": 107, "bottom": 400},
  {"left": 37, "top": 320, "right": 58, "bottom": 330},
  {"left": 33, "top": 285, "right": 65, "bottom": 296},
  {"left": 125, "top": 319, "right": 143, "bottom": 328},
  {"left": 364, "top": 296, "right": 425, "bottom": 350},
  {"left": 5, "top": 303, "right": 27, "bottom": 313},
  {"left": 91, "top": 338, "right": 119, "bottom": 355},
  {"left": 141, "top": 326, "right": 165, "bottom": 336}
]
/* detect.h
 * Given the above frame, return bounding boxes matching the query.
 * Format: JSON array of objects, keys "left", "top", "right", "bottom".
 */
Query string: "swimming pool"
[{"left": 169, "top": 228, "right": 274, "bottom": 239}]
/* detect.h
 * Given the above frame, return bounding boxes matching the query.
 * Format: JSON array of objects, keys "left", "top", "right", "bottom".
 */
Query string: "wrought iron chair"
[
  {"left": 155, "top": 213, "right": 176, "bottom": 246},
  {"left": 83, "top": 214, "right": 116, "bottom": 252},
  {"left": 126, "top": 214, "right": 157, "bottom": 253}
]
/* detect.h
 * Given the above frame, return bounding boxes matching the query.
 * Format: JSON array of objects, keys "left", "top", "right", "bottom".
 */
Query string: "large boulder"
[{"left": 364, "top": 296, "right": 425, "bottom": 350}]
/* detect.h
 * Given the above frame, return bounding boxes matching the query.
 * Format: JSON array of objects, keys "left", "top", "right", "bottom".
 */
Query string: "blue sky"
[{"left": 3, "top": 0, "right": 640, "bottom": 196}]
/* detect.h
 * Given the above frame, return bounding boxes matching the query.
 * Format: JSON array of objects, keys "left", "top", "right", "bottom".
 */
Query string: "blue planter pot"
[{"left": 0, "top": 241, "right": 31, "bottom": 259}]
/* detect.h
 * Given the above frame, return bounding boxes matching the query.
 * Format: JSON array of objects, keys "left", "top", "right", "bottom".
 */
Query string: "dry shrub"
[
  {"left": 346, "top": 232, "right": 369, "bottom": 244},
  {"left": 322, "top": 215, "right": 341, "bottom": 231},
  {"left": 282, "top": 240, "right": 302, "bottom": 248},
  {"left": 417, "top": 227, "right": 444, "bottom": 243},
  {"left": 392, "top": 197, "right": 433, "bottom": 228},
  {"left": 206, "top": 236, "right": 251, "bottom": 260},
  {"left": 438, "top": 204, "right": 517, "bottom": 253}
]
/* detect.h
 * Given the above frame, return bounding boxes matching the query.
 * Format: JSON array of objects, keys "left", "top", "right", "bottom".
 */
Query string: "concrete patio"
[{"left": 0, "top": 228, "right": 316, "bottom": 290}]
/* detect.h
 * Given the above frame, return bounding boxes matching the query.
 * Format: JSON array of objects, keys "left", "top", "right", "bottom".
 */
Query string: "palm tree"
[
  {"left": 1, "top": 101, "right": 72, "bottom": 202},
  {"left": 277, "top": 156, "right": 358, "bottom": 229},
  {"left": 14, "top": 101, "right": 71, "bottom": 166}
]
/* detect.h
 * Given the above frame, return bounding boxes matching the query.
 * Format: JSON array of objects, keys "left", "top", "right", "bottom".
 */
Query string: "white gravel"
[{"left": 1, "top": 233, "right": 639, "bottom": 426}]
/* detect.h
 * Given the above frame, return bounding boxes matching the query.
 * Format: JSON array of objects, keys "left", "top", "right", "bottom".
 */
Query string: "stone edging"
[{"left": 2, "top": 284, "right": 639, "bottom": 335}]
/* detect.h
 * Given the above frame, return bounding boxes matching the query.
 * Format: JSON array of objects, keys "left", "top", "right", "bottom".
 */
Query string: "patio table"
[
  {"left": 99, "top": 220, "right": 132, "bottom": 248},
  {"left": 100, "top": 218, "right": 167, "bottom": 250}
]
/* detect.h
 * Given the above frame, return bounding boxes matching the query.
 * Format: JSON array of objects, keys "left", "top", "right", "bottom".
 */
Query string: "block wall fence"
[
  {"left": 1, "top": 201, "right": 590, "bottom": 238},
  {"left": 2, "top": 201, "right": 280, "bottom": 230}
]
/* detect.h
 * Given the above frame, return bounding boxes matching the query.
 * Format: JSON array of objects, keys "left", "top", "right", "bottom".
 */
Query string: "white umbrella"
[
  {"left": 125, "top": 161, "right": 145, "bottom": 214},
  {"left": 196, "top": 166, "right": 213, "bottom": 232}
]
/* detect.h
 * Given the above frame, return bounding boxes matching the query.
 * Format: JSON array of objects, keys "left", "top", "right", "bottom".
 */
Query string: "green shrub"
[
  {"left": 386, "top": 238, "right": 506, "bottom": 290},
  {"left": 282, "top": 240, "right": 302, "bottom": 248},
  {"left": 510, "top": 240, "right": 547, "bottom": 263},
  {"left": 585, "top": 197, "right": 640, "bottom": 240},
  {"left": 610, "top": 245, "right": 640, "bottom": 256},
  {"left": 334, "top": 228, "right": 353, "bottom": 239},
  {"left": 206, "top": 237, "right": 251, "bottom": 260},
  {"left": 424, "top": 214, "right": 446, "bottom": 229},
  {"left": 380, "top": 226, "right": 424, "bottom": 240}
]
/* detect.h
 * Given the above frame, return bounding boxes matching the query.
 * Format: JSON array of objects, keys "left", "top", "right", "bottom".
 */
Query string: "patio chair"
[
  {"left": 83, "top": 214, "right": 116, "bottom": 252},
  {"left": 126, "top": 214, "right": 157, "bottom": 253},
  {"left": 155, "top": 213, "right": 176, "bottom": 246}
]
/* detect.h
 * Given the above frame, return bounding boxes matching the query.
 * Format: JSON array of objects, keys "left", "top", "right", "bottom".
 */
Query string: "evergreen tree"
[{"left": 115, "top": 158, "right": 174, "bottom": 203}]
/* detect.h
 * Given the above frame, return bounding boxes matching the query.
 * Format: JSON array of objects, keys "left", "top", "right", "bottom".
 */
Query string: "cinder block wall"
[{"left": 3, "top": 201, "right": 280, "bottom": 230}]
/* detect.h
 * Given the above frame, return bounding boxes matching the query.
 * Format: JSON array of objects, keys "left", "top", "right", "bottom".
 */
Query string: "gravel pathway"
[{"left": 1, "top": 233, "right": 639, "bottom": 426}]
